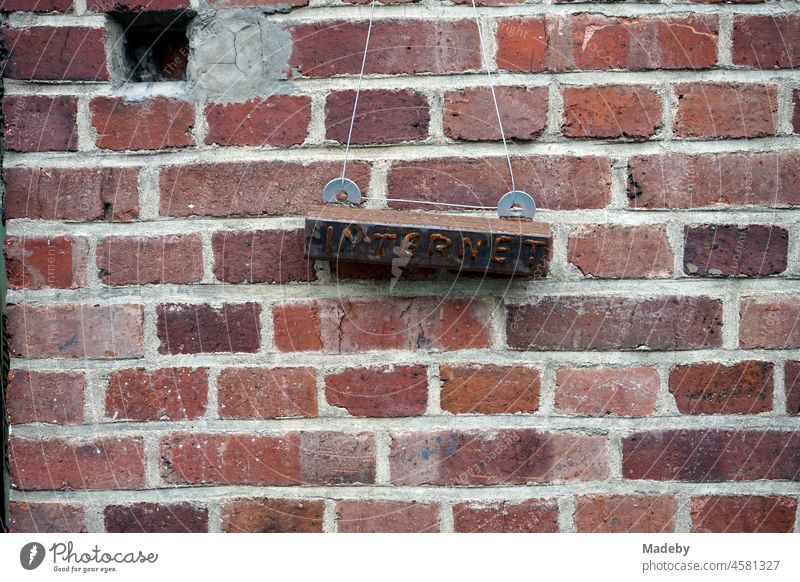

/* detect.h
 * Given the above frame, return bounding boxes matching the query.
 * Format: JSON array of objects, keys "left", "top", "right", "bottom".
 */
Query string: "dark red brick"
[
  {"left": 326, "top": 90, "right": 429, "bottom": 145},
  {"left": 453, "top": 499, "right": 558, "bottom": 532},
  {"left": 4, "top": 95, "right": 77, "bottom": 152},
  {"left": 88, "top": 0, "right": 189, "bottom": 10},
  {"left": 444, "top": 86, "right": 547, "bottom": 141},
  {"left": 787, "top": 361, "right": 800, "bottom": 415},
  {"left": 0, "top": 0, "right": 73, "bottom": 10},
  {"left": 732, "top": 15, "right": 800, "bottom": 68},
  {"left": 575, "top": 495, "right": 677, "bottom": 532},
  {"left": 568, "top": 225, "right": 672, "bottom": 278},
  {"left": 10, "top": 502, "right": 85, "bottom": 533},
  {"left": 691, "top": 496, "right": 797, "bottom": 533},
  {"left": 221, "top": 498, "right": 324, "bottom": 533},
  {"left": 440, "top": 364, "right": 540, "bottom": 414},
  {"left": 684, "top": 225, "right": 788, "bottom": 276},
  {"left": 562, "top": 85, "right": 662, "bottom": 138},
  {"left": 325, "top": 365, "right": 428, "bottom": 417},
  {"left": 674, "top": 83, "right": 778, "bottom": 138},
  {"left": 555, "top": 367, "right": 659, "bottom": 417},
  {"left": 106, "top": 367, "right": 208, "bottom": 421},
  {"left": 156, "top": 303, "right": 261, "bottom": 354},
  {"left": 2, "top": 26, "right": 108, "bottom": 81},
  {"left": 105, "top": 503, "right": 208, "bottom": 533},
  {"left": 793, "top": 90, "right": 800, "bottom": 134},
  {"left": 337, "top": 500, "right": 439, "bottom": 533},
  {"left": 212, "top": 229, "right": 314, "bottom": 284},
  {"left": 90, "top": 97, "right": 194, "bottom": 151},
  {"left": 97, "top": 234, "right": 204, "bottom": 285},
  {"left": 5, "top": 236, "right": 88, "bottom": 290},
  {"left": 217, "top": 367, "right": 317, "bottom": 419},
  {"left": 740, "top": 296, "right": 800, "bottom": 348},
  {"left": 669, "top": 361, "right": 774, "bottom": 415},
  {"left": 7, "top": 370, "right": 85, "bottom": 425},
  {"left": 205, "top": 96, "right": 311, "bottom": 147}
]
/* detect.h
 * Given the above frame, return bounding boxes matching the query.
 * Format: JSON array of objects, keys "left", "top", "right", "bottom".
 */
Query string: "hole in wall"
[{"left": 109, "top": 10, "right": 195, "bottom": 83}]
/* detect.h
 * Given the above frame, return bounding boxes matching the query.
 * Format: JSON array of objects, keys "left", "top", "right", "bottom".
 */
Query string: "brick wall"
[{"left": 3, "top": 0, "right": 799, "bottom": 533}]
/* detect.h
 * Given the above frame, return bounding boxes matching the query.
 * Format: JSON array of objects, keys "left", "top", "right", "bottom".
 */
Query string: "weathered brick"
[
  {"left": 793, "top": 90, "right": 800, "bottom": 134},
  {"left": 740, "top": 296, "right": 800, "bottom": 348},
  {"left": 0, "top": 0, "right": 73, "bottom": 10},
  {"left": 555, "top": 367, "right": 659, "bottom": 417},
  {"left": 156, "top": 303, "right": 261, "bottom": 354},
  {"left": 274, "top": 298, "right": 491, "bottom": 353},
  {"left": 106, "top": 367, "right": 208, "bottom": 421},
  {"left": 10, "top": 502, "right": 85, "bottom": 533},
  {"left": 205, "top": 96, "right": 311, "bottom": 147},
  {"left": 561, "top": 85, "right": 662, "bottom": 138},
  {"left": 7, "top": 370, "right": 85, "bottom": 425},
  {"left": 732, "top": 15, "right": 800, "bottom": 68},
  {"left": 7, "top": 304, "right": 144, "bottom": 359},
  {"left": 444, "top": 86, "right": 548, "bottom": 141},
  {"left": 218, "top": 367, "right": 317, "bottom": 419},
  {"left": 388, "top": 156, "right": 612, "bottom": 211},
  {"left": 10, "top": 436, "right": 145, "bottom": 490},
  {"left": 440, "top": 364, "right": 540, "bottom": 414},
  {"left": 3, "top": 95, "right": 77, "bottom": 152},
  {"left": 221, "top": 498, "right": 324, "bottom": 533},
  {"left": 684, "top": 225, "right": 788, "bottom": 277},
  {"left": 3, "top": 166, "right": 139, "bottom": 222},
  {"left": 453, "top": 499, "right": 558, "bottom": 533},
  {"left": 507, "top": 296, "right": 722, "bottom": 351},
  {"left": 628, "top": 152, "right": 800, "bottom": 209},
  {"left": 567, "top": 225, "right": 673, "bottom": 278},
  {"left": 88, "top": 0, "right": 189, "bottom": 10},
  {"left": 787, "top": 361, "right": 800, "bottom": 415},
  {"left": 5, "top": 236, "right": 88, "bottom": 289},
  {"left": 673, "top": 83, "right": 778, "bottom": 138},
  {"left": 90, "top": 97, "right": 194, "bottom": 150},
  {"left": 574, "top": 495, "right": 677, "bottom": 533},
  {"left": 691, "top": 496, "right": 797, "bottom": 533},
  {"left": 97, "top": 234, "right": 204, "bottom": 285},
  {"left": 159, "top": 160, "right": 371, "bottom": 217},
  {"left": 161, "top": 432, "right": 375, "bottom": 485},
  {"left": 325, "top": 365, "right": 428, "bottom": 417},
  {"left": 622, "top": 430, "right": 800, "bottom": 481},
  {"left": 669, "top": 361, "right": 773, "bottom": 415},
  {"left": 326, "top": 90, "right": 429, "bottom": 145},
  {"left": 289, "top": 20, "right": 480, "bottom": 77},
  {"left": 390, "top": 429, "right": 607, "bottom": 485},
  {"left": 495, "top": 17, "right": 547, "bottom": 72},
  {"left": 105, "top": 503, "right": 208, "bottom": 533},
  {"left": 212, "top": 229, "right": 314, "bottom": 284},
  {"left": 2, "top": 26, "right": 108, "bottom": 81},
  {"left": 337, "top": 500, "right": 439, "bottom": 533}
]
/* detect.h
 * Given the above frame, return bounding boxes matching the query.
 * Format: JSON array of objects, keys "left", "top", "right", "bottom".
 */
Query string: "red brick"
[
  {"left": 568, "top": 225, "right": 673, "bottom": 278},
  {"left": 684, "top": 225, "right": 788, "bottom": 277},
  {"left": 691, "top": 496, "right": 797, "bottom": 533},
  {"left": 221, "top": 498, "right": 324, "bottom": 533},
  {"left": 218, "top": 367, "right": 317, "bottom": 419},
  {"left": 274, "top": 298, "right": 491, "bottom": 353},
  {"left": 440, "top": 364, "right": 540, "bottom": 414},
  {"left": 325, "top": 365, "right": 428, "bottom": 417},
  {"left": 390, "top": 429, "right": 607, "bottom": 485},
  {"left": 160, "top": 432, "right": 375, "bottom": 485},
  {"left": 7, "top": 304, "right": 144, "bottom": 359},
  {"left": 88, "top": 0, "right": 189, "bottom": 9},
  {"left": 2, "top": 26, "right": 108, "bottom": 81},
  {"left": 10, "top": 436, "right": 145, "bottom": 490},
  {"left": 90, "top": 97, "right": 194, "bottom": 151},
  {"left": 97, "top": 234, "right": 204, "bottom": 285},
  {"left": 205, "top": 96, "right": 311, "bottom": 147},
  {"left": 622, "top": 429, "right": 800, "bottom": 481},
  {"left": 562, "top": 85, "right": 662, "bottom": 138},
  {"left": 444, "top": 86, "right": 547, "bottom": 141},
  {"left": 787, "top": 361, "right": 800, "bottom": 415},
  {"left": 669, "top": 361, "right": 773, "bottom": 415},
  {"left": 212, "top": 229, "right": 314, "bottom": 284},
  {"left": 497, "top": 15, "right": 717, "bottom": 72},
  {"left": 341, "top": 0, "right": 415, "bottom": 3},
  {"left": 555, "top": 367, "right": 659, "bottom": 417},
  {"left": 5, "top": 236, "right": 88, "bottom": 290},
  {"left": 3, "top": 95, "right": 77, "bottom": 152},
  {"left": 289, "top": 20, "right": 480, "bottom": 77},
  {"left": 793, "top": 90, "right": 800, "bottom": 134},
  {"left": 159, "top": 160, "right": 371, "bottom": 217},
  {"left": 673, "top": 83, "right": 778, "bottom": 138},
  {"left": 105, "top": 503, "right": 208, "bottom": 533},
  {"left": 388, "top": 156, "right": 611, "bottom": 211},
  {"left": 0, "top": 0, "right": 73, "bottom": 10},
  {"left": 106, "top": 367, "right": 208, "bottom": 421},
  {"left": 337, "top": 500, "right": 439, "bottom": 533},
  {"left": 740, "top": 296, "right": 800, "bottom": 348},
  {"left": 628, "top": 152, "right": 800, "bottom": 209},
  {"left": 326, "top": 90, "right": 429, "bottom": 145},
  {"left": 453, "top": 499, "right": 558, "bottom": 533},
  {"left": 732, "top": 15, "right": 800, "bottom": 68},
  {"left": 156, "top": 303, "right": 261, "bottom": 354},
  {"left": 7, "top": 370, "right": 85, "bottom": 425},
  {"left": 507, "top": 296, "right": 722, "bottom": 351},
  {"left": 10, "top": 502, "right": 85, "bottom": 533},
  {"left": 575, "top": 495, "right": 677, "bottom": 533},
  {"left": 3, "top": 166, "right": 139, "bottom": 222}
]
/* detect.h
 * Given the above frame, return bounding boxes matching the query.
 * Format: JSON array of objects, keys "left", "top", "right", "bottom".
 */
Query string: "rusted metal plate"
[{"left": 305, "top": 206, "right": 551, "bottom": 277}]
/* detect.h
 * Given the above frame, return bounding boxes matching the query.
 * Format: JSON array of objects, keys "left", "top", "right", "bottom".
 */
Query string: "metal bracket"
[
  {"left": 322, "top": 178, "right": 362, "bottom": 205},
  {"left": 497, "top": 190, "right": 536, "bottom": 220}
]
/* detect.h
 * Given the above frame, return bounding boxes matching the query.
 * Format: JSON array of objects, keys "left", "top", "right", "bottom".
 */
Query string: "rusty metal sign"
[{"left": 305, "top": 206, "right": 551, "bottom": 277}]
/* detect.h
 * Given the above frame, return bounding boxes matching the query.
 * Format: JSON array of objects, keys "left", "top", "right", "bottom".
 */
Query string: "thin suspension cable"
[
  {"left": 469, "top": 0, "right": 516, "bottom": 192},
  {"left": 361, "top": 196, "right": 497, "bottom": 210},
  {"left": 341, "top": 0, "right": 377, "bottom": 181}
]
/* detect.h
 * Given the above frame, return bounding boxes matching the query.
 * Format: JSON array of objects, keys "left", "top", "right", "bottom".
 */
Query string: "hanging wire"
[{"left": 341, "top": 0, "right": 378, "bottom": 181}]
